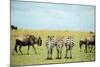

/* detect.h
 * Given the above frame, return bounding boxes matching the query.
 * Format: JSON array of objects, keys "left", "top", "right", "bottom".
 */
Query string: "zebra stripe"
[{"left": 65, "top": 36, "right": 74, "bottom": 47}]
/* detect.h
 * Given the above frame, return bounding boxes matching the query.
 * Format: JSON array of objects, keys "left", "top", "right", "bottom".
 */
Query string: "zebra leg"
[
  {"left": 70, "top": 49, "right": 72, "bottom": 59},
  {"left": 56, "top": 49, "right": 59, "bottom": 59},
  {"left": 65, "top": 49, "right": 68, "bottom": 58},
  {"left": 50, "top": 49, "right": 52, "bottom": 59},
  {"left": 19, "top": 45, "right": 23, "bottom": 55},
  {"left": 67, "top": 49, "right": 69, "bottom": 59},
  {"left": 47, "top": 49, "right": 49, "bottom": 59},
  {"left": 60, "top": 48, "right": 62, "bottom": 59}
]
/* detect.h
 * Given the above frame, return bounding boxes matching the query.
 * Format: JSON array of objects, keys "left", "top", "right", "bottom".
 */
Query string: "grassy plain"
[{"left": 10, "top": 29, "right": 95, "bottom": 66}]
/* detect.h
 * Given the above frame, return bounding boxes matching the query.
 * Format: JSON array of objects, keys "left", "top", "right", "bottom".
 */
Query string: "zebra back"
[
  {"left": 65, "top": 36, "right": 74, "bottom": 47},
  {"left": 46, "top": 36, "right": 55, "bottom": 49}
]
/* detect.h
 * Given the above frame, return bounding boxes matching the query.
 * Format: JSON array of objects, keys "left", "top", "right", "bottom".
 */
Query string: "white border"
[
  {"left": 0, "top": 0, "right": 10, "bottom": 67},
  {"left": 23, "top": 0, "right": 95, "bottom": 5}
]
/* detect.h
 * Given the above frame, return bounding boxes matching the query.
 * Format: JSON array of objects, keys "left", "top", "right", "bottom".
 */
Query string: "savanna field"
[{"left": 10, "top": 29, "right": 95, "bottom": 66}]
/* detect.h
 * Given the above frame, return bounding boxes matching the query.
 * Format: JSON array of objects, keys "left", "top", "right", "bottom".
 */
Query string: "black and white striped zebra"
[
  {"left": 46, "top": 36, "right": 55, "bottom": 59},
  {"left": 55, "top": 38, "right": 64, "bottom": 59},
  {"left": 65, "top": 36, "right": 74, "bottom": 59}
]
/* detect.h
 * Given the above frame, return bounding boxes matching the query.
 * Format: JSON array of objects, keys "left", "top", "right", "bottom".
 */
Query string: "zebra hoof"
[
  {"left": 90, "top": 51, "right": 92, "bottom": 53},
  {"left": 50, "top": 58, "right": 52, "bottom": 60},
  {"left": 70, "top": 57, "right": 72, "bottom": 59},
  {"left": 56, "top": 57, "right": 59, "bottom": 59},
  {"left": 64, "top": 56, "right": 67, "bottom": 58},
  {"left": 59, "top": 57, "right": 62, "bottom": 59}
]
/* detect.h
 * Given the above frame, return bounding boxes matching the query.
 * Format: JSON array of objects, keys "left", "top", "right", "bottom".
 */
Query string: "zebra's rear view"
[
  {"left": 65, "top": 36, "right": 74, "bottom": 59},
  {"left": 55, "top": 37, "right": 64, "bottom": 59},
  {"left": 46, "top": 36, "right": 55, "bottom": 59}
]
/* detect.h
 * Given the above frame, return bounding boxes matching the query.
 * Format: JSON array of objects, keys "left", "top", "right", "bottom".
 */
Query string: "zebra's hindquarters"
[
  {"left": 46, "top": 38, "right": 55, "bottom": 59},
  {"left": 55, "top": 40, "right": 64, "bottom": 59},
  {"left": 65, "top": 36, "right": 74, "bottom": 59}
]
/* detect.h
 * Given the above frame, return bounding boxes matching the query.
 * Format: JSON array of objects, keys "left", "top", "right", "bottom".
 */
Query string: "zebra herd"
[
  {"left": 46, "top": 35, "right": 95, "bottom": 60},
  {"left": 46, "top": 35, "right": 74, "bottom": 59}
]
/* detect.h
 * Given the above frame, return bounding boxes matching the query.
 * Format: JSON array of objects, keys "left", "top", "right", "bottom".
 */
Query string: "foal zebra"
[{"left": 65, "top": 36, "right": 74, "bottom": 59}]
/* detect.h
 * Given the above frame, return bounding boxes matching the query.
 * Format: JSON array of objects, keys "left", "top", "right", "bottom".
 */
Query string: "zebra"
[
  {"left": 46, "top": 35, "right": 55, "bottom": 59},
  {"left": 65, "top": 36, "right": 74, "bottom": 59},
  {"left": 55, "top": 39, "right": 64, "bottom": 59}
]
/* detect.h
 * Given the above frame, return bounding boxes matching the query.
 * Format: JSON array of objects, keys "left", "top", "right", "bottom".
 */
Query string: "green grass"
[{"left": 10, "top": 29, "right": 95, "bottom": 66}]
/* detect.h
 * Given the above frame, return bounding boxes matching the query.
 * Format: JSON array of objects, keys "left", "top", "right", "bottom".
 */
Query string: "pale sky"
[{"left": 11, "top": 1, "right": 95, "bottom": 32}]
